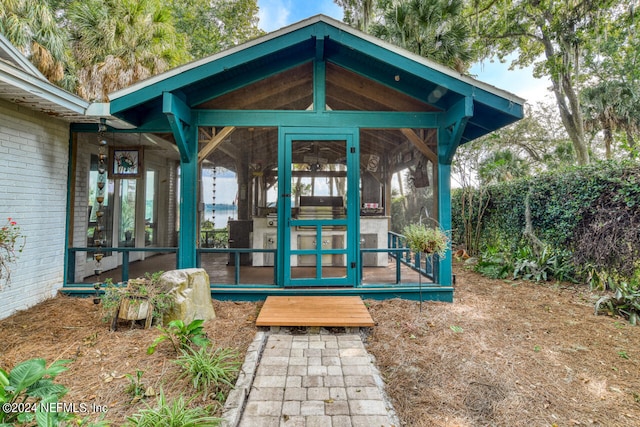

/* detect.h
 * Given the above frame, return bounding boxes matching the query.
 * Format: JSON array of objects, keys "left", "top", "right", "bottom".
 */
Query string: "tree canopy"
[
  {"left": 468, "top": 0, "right": 638, "bottom": 165},
  {"left": 0, "top": 0, "right": 261, "bottom": 100},
  {"left": 0, "top": 0, "right": 71, "bottom": 87},
  {"left": 1, "top": 0, "right": 637, "bottom": 164}
]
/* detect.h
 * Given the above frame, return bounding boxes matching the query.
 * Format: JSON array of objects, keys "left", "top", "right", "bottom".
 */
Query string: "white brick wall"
[{"left": 0, "top": 99, "right": 70, "bottom": 320}]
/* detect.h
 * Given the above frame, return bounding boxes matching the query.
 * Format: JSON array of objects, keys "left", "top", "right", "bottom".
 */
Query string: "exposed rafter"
[
  {"left": 400, "top": 128, "right": 437, "bottom": 164},
  {"left": 198, "top": 126, "right": 236, "bottom": 163}
]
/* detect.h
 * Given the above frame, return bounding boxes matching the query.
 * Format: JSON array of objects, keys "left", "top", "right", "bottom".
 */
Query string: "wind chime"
[
  {"left": 93, "top": 120, "right": 108, "bottom": 304},
  {"left": 211, "top": 165, "right": 217, "bottom": 230}
]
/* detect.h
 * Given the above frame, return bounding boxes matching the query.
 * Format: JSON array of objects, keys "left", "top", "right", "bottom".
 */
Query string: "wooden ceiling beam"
[
  {"left": 400, "top": 128, "right": 437, "bottom": 164},
  {"left": 198, "top": 126, "right": 236, "bottom": 163},
  {"left": 326, "top": 63, "right": 436, "bottom": 112}
]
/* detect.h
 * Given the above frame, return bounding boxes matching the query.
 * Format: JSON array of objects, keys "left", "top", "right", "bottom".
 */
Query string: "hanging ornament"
[
  {"left": 212, "top": 165, "right": 217, "bottom": 230},
  {"left": 93, "top": 120, "right": 108, "bottom": 304}
]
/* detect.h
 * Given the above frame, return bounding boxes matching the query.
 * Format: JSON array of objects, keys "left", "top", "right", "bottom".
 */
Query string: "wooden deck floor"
[{"left": 255, "top": 296, "right": 375, "bottom": 327}]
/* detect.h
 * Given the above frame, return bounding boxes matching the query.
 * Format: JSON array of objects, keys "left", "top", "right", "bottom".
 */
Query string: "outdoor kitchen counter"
[{"left": 251, "top": 216, "right": 389, "bottom": 267}]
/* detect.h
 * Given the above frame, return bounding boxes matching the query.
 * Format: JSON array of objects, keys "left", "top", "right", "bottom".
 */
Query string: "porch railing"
[
  {"left": 66, "top": 247, "right": 179, "bottom": 284},
  {"left": 385, "top": 231, "right": 438, "bottom": 283},
  {"left": 66, "top": 232, "right": 438, "bottom": 286},
  {"left": 196, "top": 248, "right": 277, "bottom": 285}
]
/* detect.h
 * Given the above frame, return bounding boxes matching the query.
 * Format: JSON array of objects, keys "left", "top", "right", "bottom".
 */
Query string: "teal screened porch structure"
[{"left": 63, "top": 15, "right": 523, "bottom": 301}]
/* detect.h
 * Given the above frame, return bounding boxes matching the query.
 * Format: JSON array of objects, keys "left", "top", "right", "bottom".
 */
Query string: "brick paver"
[{"left": 233, "top": 333, "right": 398, "bottom": 427}]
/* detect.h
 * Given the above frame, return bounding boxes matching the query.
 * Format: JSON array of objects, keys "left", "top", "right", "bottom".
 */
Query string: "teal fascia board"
[
  {"left": 210, "top": 285, "right": 454, "bottom": 302},
  {"left": 321, "top": 26, "right": 523, "bottom": 118},
  {"left": 188, "top": 56, "right": 314, "bottom": 107},
  {"left": 108, "top": 19, "right": 522, "bottom": 143},
  {"left": 108, "top": 19, "right": 504, "bottom": 115},
  {"left": 110, "top": 27, "right": 324, "bottom": 115},
  {"left": 323, "top": 28, "right": 472, "bottom": 96},
  {"left": 194, "top": 110, "right": 440, "bottom": 128},
  {"left": 470, "top": 88, "right": 524, "bottom": 118}
]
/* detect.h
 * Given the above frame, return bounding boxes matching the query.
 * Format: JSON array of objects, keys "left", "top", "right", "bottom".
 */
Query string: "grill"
[{"left": 297, "top": 196, "right": 346, "bottom": 230}]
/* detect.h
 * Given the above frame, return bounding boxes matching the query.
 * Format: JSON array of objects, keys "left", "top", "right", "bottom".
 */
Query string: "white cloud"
[{"left": 258, "top": 0, "right": 291, "bottom": 33}]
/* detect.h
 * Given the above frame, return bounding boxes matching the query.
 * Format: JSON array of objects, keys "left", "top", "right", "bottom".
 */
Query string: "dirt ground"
[{"left": 2, "top": 262, "right": 640, "bottom": 426}]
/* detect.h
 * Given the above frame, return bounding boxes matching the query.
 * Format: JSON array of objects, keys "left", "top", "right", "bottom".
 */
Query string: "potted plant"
[
  {"left": 100, "top": 271, "right": 174, "bottom": 330},
  {"left": 403, "top": 223, "right": 449, "bottom": 256},
  {"left": 402, "top": 223, "right": 449, "bottom": 313}
]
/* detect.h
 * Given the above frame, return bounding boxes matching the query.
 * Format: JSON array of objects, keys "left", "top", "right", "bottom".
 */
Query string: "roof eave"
[
  {"left": 0, "top": 60, "right": 89, "bottom": 116},
  {"left": 108, "top": 15, "right": 525, "bottom": 108}
]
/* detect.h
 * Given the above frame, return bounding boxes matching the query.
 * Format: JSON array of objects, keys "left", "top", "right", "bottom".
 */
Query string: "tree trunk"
[
  {"left": 542, "top": 36, "right": 589, "bottom": 165},
  {"left": 396, "top": 171, "right": 408, "bottom": 212},
  {"left": 604, "top": 128, "right": 612, "bottom": 159}
]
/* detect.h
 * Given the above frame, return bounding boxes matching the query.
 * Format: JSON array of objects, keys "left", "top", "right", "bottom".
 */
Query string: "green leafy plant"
[
  {"left": 512, "top": 245, "right": 577, "bottom": 283},
  {"left": 72, "top": 416, "right": 112, "bottom": 427},
  {"left": 476, "top": 244, "right": 577, "bottom": 283},
  {"left": 618, "top": 350, "right": 630, "bottom": 360},
  {"left": 0, "top": 358, "right": 72, "bottom": 426},
  {"left": 147, "top": 319, "right": 210, "bottom": 355},
  {"left": 174, "top": 345, "right": 241, "bottom": 402},
  {"left": 402, "top": 223, "right": 449, "bottom": 256},
  {"left": 126, "top": 389, "right": 221, "bottom": 426},
  {"left": 125, "top": 370, "right": 153, "bottom": 403},
  {"left": 474, "top": 245, "right": 514, "bottom": 279},
  {"left": 595, "top": 280, "right": 640, "bottom": 325},
  {"left": 451, "top": 161, "right": 640, "bottom": 288}
]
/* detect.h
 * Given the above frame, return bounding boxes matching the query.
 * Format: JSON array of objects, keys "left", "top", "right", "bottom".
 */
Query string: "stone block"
[{"left": 159, "top": 268, "right": 215, "bottom": 324}]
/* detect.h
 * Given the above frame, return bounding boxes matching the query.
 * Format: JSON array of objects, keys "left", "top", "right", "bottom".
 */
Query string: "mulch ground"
[{"left": 2, "top": 262, "right": 639, "bottom": 426}]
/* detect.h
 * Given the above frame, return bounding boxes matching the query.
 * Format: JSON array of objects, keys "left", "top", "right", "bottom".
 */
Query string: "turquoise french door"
[{"left": 278, "top": 128, "right": 359, "bottom": 286}]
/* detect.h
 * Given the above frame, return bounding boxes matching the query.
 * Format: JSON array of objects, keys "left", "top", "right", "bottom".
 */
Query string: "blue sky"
[{"left": 256, "top": 0, "right": 552, "bottom": 105}]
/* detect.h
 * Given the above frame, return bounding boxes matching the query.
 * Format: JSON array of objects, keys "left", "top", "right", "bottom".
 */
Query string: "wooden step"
[{"left": 256, "top": 296, "right": 375, "bottom": 327}]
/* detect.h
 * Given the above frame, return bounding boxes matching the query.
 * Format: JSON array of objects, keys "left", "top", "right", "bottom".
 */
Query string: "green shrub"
[
  {"left": 595, "top": 279, "right": 640, "bottom": 325},
  {"left": 175, "top": 345, "right": 240, "bottom": 403},
  {"left": 126, "top": 390, "right": 220, "bottom": 427},
  {"left": 453, "top": 161, "right": 640, "bottom": 285},
  {"left": 473, "top": 245, "right": 513, "bottom": 279},
  {"left": 512, "top": 246, "right": 577, "bottom": 283}
]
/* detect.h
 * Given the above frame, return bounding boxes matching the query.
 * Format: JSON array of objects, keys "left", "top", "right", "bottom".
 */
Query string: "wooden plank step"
[{"left": 256, "top": 296, "right": 375, "bottom": 327}]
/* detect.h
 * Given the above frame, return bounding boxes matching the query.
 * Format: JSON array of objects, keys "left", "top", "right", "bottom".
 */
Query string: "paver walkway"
[{"left": 223, "top": 332, "right": 399, "bottom": 427}]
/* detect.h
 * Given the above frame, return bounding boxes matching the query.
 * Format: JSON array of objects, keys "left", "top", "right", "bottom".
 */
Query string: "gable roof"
[{"left": 108, "top": 15, "right": 524, "bottom": 144}]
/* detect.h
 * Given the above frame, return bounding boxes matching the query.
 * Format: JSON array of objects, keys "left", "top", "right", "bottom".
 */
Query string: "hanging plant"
[
  {"left": 0, "top": 217, "right": 26, "bottom": 287},
  {"left": 403, "top": 223, "right": 449, "bottom": 257}
]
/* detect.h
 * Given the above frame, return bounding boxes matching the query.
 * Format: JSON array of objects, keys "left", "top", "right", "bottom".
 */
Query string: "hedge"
[{"left": 451, "top": 160, "right": 640, "bottom": 278}]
